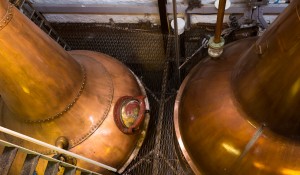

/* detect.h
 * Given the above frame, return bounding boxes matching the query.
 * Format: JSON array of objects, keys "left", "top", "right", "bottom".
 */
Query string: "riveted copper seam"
[
  {"left": 0, "top": 3, "right": 13, "bottom": 31},
  {"left": 23, "top": 64, "right": 87, "bottom": 123}
]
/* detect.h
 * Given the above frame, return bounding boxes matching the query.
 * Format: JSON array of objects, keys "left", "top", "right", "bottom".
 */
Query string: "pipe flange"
[{"left": 208, "top": 36, "right": 225, "bottom": 58}]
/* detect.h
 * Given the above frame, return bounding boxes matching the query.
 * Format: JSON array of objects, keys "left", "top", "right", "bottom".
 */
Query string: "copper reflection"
[
  {"left": 0, "top": 0, "right": 149, "bottom": 174},
  {"left": 175, "top": 1, "right": 300, "bottom": 175}
]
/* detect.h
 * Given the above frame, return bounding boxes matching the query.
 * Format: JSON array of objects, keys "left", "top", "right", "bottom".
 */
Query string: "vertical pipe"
[
  {"left": 172, "top": 0, "right": 181, "bottom": 84},
  {"left": 158, "top": 0, "right": 170, "bottom": 34},
  {"left": 214, "top": 0, "right": 227, "bottom": 43}
]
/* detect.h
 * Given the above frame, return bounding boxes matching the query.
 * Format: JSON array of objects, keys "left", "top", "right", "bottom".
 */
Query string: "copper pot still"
[
  {"left": 175, "top": 1, "right": 300, "bottom": 175},
  {"left": 0, "top": 0, "right": 150, "bottom": 174}
]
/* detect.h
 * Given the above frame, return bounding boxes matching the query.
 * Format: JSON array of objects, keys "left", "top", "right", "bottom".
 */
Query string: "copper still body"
[
  {"left": 175, "top": 1, "right": 300, "bottom": 174},
  {"left": 0, "top": 0, "right": 149, "bottom": 174}
]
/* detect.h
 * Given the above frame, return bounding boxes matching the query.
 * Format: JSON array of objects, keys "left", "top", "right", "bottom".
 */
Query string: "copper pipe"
[{"left": 214, "top": 0, "right": 227, "bottom": 43}]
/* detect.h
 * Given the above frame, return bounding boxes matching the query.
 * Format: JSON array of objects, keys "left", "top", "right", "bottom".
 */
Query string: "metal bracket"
[
  {"left": 236, "top": 2, "right": 269, "bottom": 29},
  {"left": 252, "top": 6, "right": 269, "bottom": 28}
]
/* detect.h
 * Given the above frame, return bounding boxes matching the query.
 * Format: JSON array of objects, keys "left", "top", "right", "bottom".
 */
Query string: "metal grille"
[{"left": 51, "top": 23, "right": 172, "bottom": 93}]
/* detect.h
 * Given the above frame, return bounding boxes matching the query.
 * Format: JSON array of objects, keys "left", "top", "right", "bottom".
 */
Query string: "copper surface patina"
[
  {"left": 175, "top": 1, "right": 300, "bottom": 174},
  {"left": 0, "top": 0, "right": 149, "bottom": 174}
]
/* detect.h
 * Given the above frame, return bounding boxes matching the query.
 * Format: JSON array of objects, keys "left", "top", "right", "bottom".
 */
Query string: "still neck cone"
[
  {"left": 0, "top": 0, "right": 83, "bottom": 122},
  {"left": 232, "top": 0, "right": 300, "bottom": 139}
]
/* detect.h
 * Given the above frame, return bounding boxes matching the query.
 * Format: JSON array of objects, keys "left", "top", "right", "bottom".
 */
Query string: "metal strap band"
[{"left": 0, "top": 3, "right": 14, "bottom": 31}]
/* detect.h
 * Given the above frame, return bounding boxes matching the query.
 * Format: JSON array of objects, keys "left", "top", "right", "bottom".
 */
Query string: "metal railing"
[{"left": 0, "top": 126, "right": 117, "bottom": 175}]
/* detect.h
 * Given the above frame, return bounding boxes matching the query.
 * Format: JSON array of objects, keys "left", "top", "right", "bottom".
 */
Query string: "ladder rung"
[
  {"left": 45, "top": 161, "right": 60, "bottom": 175},
  {"left": 20, "top": 154, "right": 40, "bottom": 175},
  {"left": 0, "top": 147, "right": 18, "bottom": 175}
]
